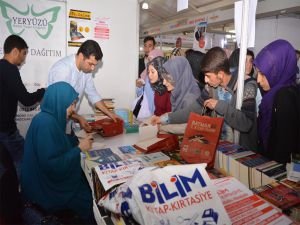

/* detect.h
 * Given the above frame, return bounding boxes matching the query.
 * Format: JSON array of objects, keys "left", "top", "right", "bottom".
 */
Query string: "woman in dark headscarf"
[
  {"left": 148, "top": 56, "right": 172, "bottom": 116},
  {"left": 21, "top": 82, "right": 95, "bottom": 223},
  {"left": 162, "top": 56, "right": 201, "bottom": 112},
  {"left": 254, "top": 39, "right": 299, "bottom": 163}
]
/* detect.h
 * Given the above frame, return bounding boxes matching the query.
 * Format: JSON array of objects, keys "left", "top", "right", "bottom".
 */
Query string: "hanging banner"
[
  {"left": 193, "top": 21, "right": 207, "bottom": 53},
  {"left": 0, "top": 0, "right": 66, "bottom": 136},
  {"left": 234, "top": 0, "right": 257, "bottom": 48}
]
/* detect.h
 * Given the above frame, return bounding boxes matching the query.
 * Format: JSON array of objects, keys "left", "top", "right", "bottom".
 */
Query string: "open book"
[{"left": 133, "top": 124, "right": 179, "bottom": 153}]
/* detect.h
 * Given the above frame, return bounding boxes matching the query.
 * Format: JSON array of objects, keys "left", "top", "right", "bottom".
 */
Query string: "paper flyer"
[{"left": 94, "top": 158, "right": 145, "bottom": 191}]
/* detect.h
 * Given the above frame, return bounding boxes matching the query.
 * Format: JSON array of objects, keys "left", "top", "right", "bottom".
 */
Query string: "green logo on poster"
[{"left": 0, "top": 0, "right": 60, "bottom": 39}]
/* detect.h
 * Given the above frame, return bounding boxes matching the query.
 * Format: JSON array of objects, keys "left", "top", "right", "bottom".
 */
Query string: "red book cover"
[
  {"left": 89, "top": 118, "right": 123, "bottom": 137},
  {"left": 180, "top": 112, "right": 224, "bottom": 168},
  {"left": 133, "top": 133, "right": 179, "bottom": 153},
  {"left": 254, "top": 182, "right": 300, "bottom": 211}
]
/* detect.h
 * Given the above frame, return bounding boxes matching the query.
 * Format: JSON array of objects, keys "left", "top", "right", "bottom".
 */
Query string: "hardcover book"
[
  {"left": 133, "top": 133, "right": 179, "bottom": 153},
  {"left": 89, "top": 118, "right": 124, "bottom": 137},
  {"left": 252, "top": 182, "right": 300, "bottom": 211}
]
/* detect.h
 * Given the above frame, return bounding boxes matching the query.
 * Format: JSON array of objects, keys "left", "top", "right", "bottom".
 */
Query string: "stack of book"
[
  {"left": 215, "top": 141, "right": 287, "bottom": 189},
  {"left": 95, "top": 98, "right": 115, "bottom": 116}
]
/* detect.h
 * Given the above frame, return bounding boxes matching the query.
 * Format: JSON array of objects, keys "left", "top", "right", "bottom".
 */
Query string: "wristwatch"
[{"left": 160, "top": 114, "right": 169, "bottom": 125}]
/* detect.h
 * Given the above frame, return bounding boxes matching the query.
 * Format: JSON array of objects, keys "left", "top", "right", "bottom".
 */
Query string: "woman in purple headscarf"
[{"left": 254, "top": 39, "right": 299, "bottom": 163}]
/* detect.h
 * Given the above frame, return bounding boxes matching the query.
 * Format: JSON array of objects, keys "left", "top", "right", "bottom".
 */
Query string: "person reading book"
[
  {"left": 21, "top": 82, "right": 95, "bottom": 224},
  {"left": 254, "top": 39, "right": 300, "bottom": 164},
  {"left": 151, "top": 47, "right": 258, "bottom": 150}
]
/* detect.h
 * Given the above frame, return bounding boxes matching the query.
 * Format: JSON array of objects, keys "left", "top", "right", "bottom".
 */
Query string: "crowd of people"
[
  {"left": 0, "top": 33, "right": 300, "bottom": 224},
  {"left": 137, "top": 36, "right": 300, "bottom": 164}
]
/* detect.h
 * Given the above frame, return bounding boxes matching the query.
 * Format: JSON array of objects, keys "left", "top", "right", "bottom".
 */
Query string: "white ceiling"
[
  {"left": 140, "top": 0, "right": 235, "bottom": 31},
  {"left": 139, "top": 0, "right": 300, "bottom": 36}
]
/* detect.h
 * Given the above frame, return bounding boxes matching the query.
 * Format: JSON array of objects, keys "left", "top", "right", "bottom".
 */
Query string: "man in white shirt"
[{"left": 48, "top": 40, "right": 119, "bottom": 132}]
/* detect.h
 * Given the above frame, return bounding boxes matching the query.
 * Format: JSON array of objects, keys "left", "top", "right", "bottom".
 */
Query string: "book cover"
[
  {"left": 163, "top": 149, "right": 187, "bottom": 164},
  {"left": 153, "top": 159, "right": 181, "bottom": 167},
  {"left": 236, "top": 154, "right": 269, "bottom": 188},
  {"left": 227, "top": 150, "right": 255, "bottom": 179},
  {"left": 89, "top": 118, "right": 123, "bottom": 137},
  {"left": 281, "top": 179, "right": 300, "bottom": 192},
  {"left": 180, "top": 112, "right": 224, "bottom": 168},
  {"left": 133, "top": 133, "right": 179, "bottom": 153},
  {"left": 88, "top": 148, "right": 122, "bottom": 165},
  {"left": 118, "top": 145, "right": 142, "bottom": 156},
  {"left": 137, "top": 152, "right": 170, "bottom": 165},
  {"left": 261, "top": 164, "right": 287, "bottom": 186},
  {"left": 252, "top": 161, "right": 278, "bottom": 189},
  {"left": 215, "top": 141, "right": 241, "bottom": 170},
  {"left": 253, "top": 182, "right": 300, "bottom": 211}
]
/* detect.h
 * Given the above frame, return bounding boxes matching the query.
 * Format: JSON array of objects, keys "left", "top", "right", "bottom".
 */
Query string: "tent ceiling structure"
[{"left": 139, "top": 0, "right": 300, "bottom": 37}]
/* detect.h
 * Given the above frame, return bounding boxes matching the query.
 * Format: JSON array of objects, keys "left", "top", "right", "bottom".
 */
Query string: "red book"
[
  {"left": 133, "top": 133, "right": 179, "bottom": 153},
  {"left": 253, "top": 182, "right": 300, "bottom": 211},
  {"left": 89, "top": 118, "right": 123, "bottom": 137}
]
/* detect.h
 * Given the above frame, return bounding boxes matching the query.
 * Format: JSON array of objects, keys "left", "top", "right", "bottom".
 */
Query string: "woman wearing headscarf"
[
  {"left": 162, "top": 56, "right": 201, "bottom": 112},
  {"left": 21, "top": 82, "right": 94, "bottom": 223},
  {"left": 148, "top": 56, "right": 172, "bottom": 116},
  {"left": 254, "top": 39, "right": 300, "bottom": 164},
  {"left": 135, "top": 49, "right": 165, "bottom": 118}
]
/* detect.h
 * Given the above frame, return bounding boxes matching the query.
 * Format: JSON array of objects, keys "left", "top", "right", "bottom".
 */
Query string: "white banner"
[
  {"left": 0, "top": 0, "right": 66, "bottom": 136},
  {"left": 234, "top": 0, "right": 257, "bottom": 48}
]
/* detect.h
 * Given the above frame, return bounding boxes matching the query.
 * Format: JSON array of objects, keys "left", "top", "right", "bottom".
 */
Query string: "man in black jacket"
[
  {"left": 138, "top": 36, "right": 156, "bottom": 77},
  {"left": 0, "top": 35, "right": 45, "bottom": 179}
]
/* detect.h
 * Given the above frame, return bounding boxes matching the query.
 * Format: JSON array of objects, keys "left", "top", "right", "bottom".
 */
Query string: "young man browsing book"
[{"left": 151, "top": 47, "right": 258, "bottom": 150}]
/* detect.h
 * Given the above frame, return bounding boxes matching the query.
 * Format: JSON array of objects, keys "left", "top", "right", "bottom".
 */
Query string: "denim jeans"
[{"left": 0, "top": 129, "right": 24, "bottom": 180}]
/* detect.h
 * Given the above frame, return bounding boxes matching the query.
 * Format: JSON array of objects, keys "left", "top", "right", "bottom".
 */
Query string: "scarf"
[{"left": 254, "top": 39, "right": 297, "bottom": 151}]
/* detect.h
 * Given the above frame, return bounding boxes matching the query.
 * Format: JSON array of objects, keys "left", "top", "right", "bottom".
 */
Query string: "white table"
[{"left": 80, "top": 132, "right": 140, "bottom": 225}]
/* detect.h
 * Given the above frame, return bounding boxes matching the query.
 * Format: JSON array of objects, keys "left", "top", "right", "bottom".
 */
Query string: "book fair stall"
[
  {"left": 1, "top": 0, "right": 300, "bottom": 224},
  {"left": 79, "top": 110, "right": 300, "bottom": 225}
]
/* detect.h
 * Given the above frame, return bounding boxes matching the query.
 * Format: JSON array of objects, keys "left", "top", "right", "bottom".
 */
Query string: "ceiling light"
[{"left": 142, "top": 2, "right": 149, "bottom": 10}]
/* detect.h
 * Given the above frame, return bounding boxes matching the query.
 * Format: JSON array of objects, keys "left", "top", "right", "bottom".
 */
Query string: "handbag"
[
  {"left": 180, "top": 110, "right": 224, "bottom": 168},
  {"left": 132, "top": 93, "right": 144, "bottom": 118},
  {"left": 132, "top": 86, "right": 152, "bottom": 119}
]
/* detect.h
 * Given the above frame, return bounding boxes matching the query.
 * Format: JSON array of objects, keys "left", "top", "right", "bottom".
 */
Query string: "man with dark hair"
[
  {"left": 138, "top": 36, "right": 156, "bottom": 77},
  {"left": 0, "top": 35, "right": 45, "bottom": 177},
  {"left": 152, "top": 47, "right": 258, "bottom": 150},
  {"left": 171, "top": 37, "right": 185, "bottom": 57},
  {"left": 48, "top": 39, "right": 119, "bottom": 132},
  {"left": 185, "top": 48, "right": 205, "bottom": 90}
]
